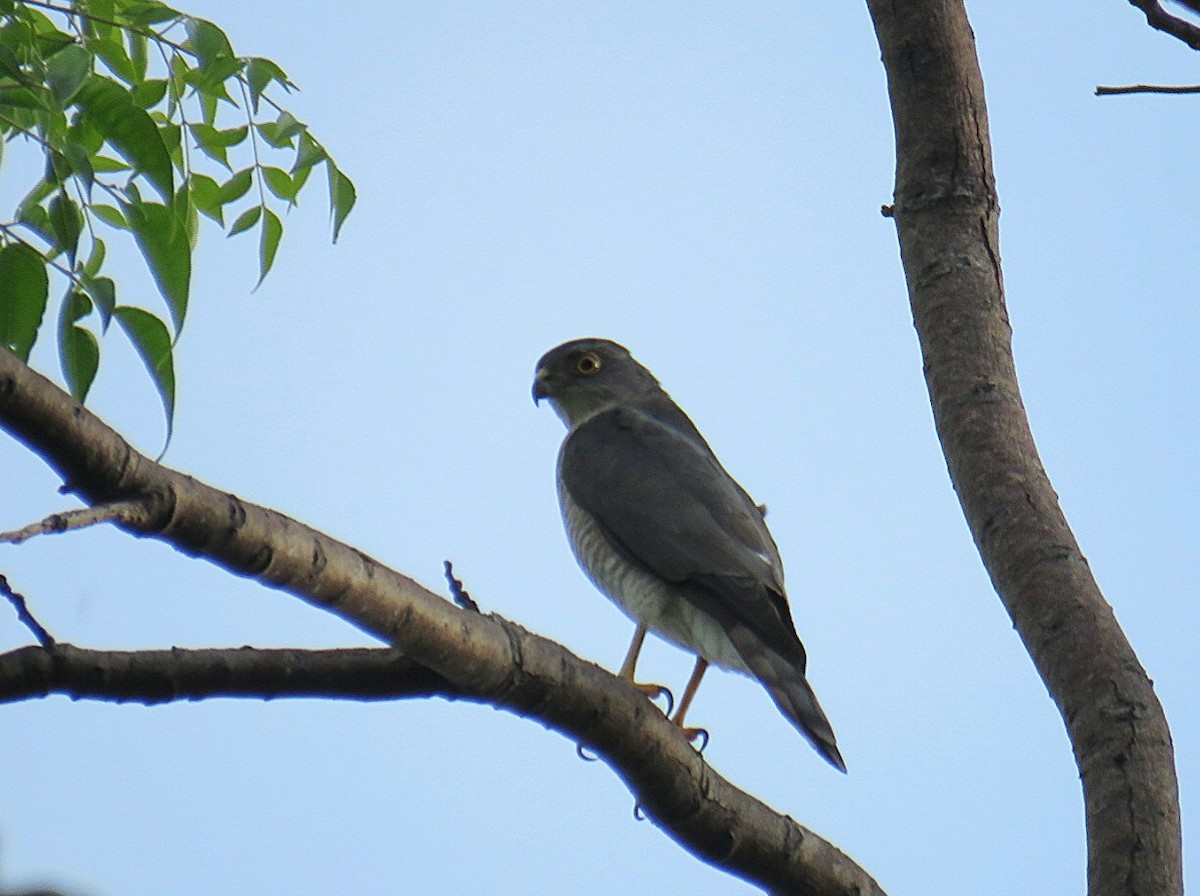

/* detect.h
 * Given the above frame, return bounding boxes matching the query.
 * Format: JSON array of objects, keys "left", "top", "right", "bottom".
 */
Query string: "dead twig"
[
  {"left": 0, "top": 500, "right": 153, "bottom": 545},
  {"left": 1096, "top": 83, "right": 1200, "bottom": 95},
  {"left": 0, "top": 575, "right": 54, "bottom": 647}
]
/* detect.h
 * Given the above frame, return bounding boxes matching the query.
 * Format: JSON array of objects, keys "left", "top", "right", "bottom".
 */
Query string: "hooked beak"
[{"left": 532, "top": 367, "right": 553, "bottom": 404}]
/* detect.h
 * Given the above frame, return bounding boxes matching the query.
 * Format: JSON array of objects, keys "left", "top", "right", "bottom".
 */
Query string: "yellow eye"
[{"left": 574, "top": 352, "right": 602, "bottom": 376}]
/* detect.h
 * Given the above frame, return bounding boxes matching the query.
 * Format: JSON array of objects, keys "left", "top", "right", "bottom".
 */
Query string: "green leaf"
[
  {"left": 188, "top": 121, "right": 245, "bottom": 169},
  {"left": 132, "top": 78, "right": 167, "bottom": 108},
  {"left": 216, "top": 124, "right": 248, "bottom": 146},
  {"left": 185, "top": 18, "right": 233, "bottom": 69},
  {"left": 82, "top": 274, "right": 115, "bottom": 327},
  {"left": 48, "top": 192, "right": 82, "bottom": 262},
  {"left": 244, "top": 57, "right": 293, "bottom": 111},
  {"left": 46, "top": 148, "right": 72, "bottom": 185},
  {"left": 126, "top": 28, "right": 148, "bottom": 81},
  {"left": 218, "top": 167, "right": 253, "bottom": 204},
  {"left": 291, "top": 131, "right": 325, "bottom": 173},
  {"left": 190, "top": 172, "right": 222, "bottom": 224},
  {"left": 0, "top": 244, "right": 49, "bottom": 360},
  {"left": 198, "top": 88, "right": 218, "bottom": 125},
  {"left": 114, "top": 305, "right": 174, "bottom": 445},
  {"left": 0, "top": 43, "right": 24, "bottom": 81},
  {"left": 83, "top": 236, "right": 106, "bottom": 277},
  {"left": 258, "top": 110, "right": 305, "bottom": 148},
  {"left": 68, "top": 111, "right": 105, "bottom": 153},
  {"left": 168, "top": 50, "right": 187, "bottom": 101},
  {"left": 157, "top": 119, "right": 181, "bottom": 160},
  {"left": 292, "top": 163, "right": 311, "bottom": 195},
  {"left": 0, "top": 85, "right": 50, "bottom": 110},
  {"left": 227, "top": 204, "right": 261, "bottom": 236},
  {"left": 88, "top": 35, "right": 137, "bottom": 85},
  {"left": 90, "top": 155, "right": 130, "bottom": 172},
  {"left": 45, "top": 44, "right": 91, "bottom": 106},
  {"left": 123, "top": 200, "right": 190, "bottom": 331},
  {"left": 76, "top": 77, "right": 173, "bottom": 200},
  {"left": 58, "top": 291, "right": 99, "bottom": 402},
  {"left": 256, "top": 208, "right": 281, "bottom": 287},
  {"left": 122, "top": 2, "right": 181, "bottom": 28},
  {"left": 33, "top": 28, "right": 75, "bottom": 58},
  {"left": 92, "top": 203, "right": 127, "bottom": 228},
  {"left": 62, "top": 141, "right": 95, "bottom": 193},
  {"left": 262, "top": 166, "right": 294, "bottom": 202},
  {"left": 176, "top": 182, "right": 199, "bottom": 251},
  {"left": 17, "top": 203, "right": 53, "bottom": 249},
  {"left": 327, "top": 163, "right": 355, "bottom": 243}
]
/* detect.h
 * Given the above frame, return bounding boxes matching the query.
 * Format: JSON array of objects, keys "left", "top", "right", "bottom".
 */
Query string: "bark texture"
[
  {"left": 0, "top": 347, "right": 882, "bottom": 896},
  {"left": 865, "top": 2, "right": 1182, "bottom": 895},
  {"left": 0, "top": 644, "right": 452, "bottom": 704}
]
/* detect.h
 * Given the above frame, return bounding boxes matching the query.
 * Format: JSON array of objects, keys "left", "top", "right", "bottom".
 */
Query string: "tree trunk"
[{"left": 865, "top": 2, "right": 1182, "bottom": 895}]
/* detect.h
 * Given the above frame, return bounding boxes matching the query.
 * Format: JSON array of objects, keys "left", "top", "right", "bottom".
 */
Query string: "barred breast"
[{"left": 557, "top": 466, "right": 748, "bottom": 673}]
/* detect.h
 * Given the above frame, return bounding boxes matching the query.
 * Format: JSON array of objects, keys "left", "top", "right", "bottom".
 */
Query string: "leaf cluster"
[{"left": 0, "top": 0, "right": 356, "bottom": 440}]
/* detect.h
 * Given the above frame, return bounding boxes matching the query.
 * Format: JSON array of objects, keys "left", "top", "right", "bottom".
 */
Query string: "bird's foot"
[
  {"left": 630, "top": 681, "right": 674, "bottom": 716},
  {"left": 678, "top": 725, "right": 710, "bottom": 753}
]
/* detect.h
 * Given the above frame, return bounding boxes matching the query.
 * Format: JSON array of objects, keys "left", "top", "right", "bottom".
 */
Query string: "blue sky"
[{"left": 1, "top": 3, "right": 1197, "bottom": 894}]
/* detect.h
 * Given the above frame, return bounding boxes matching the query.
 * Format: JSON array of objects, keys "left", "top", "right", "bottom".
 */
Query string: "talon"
[
  {"left": 681, "top": 726, "right": 710, "bottom": 753},
  {"left": 632, "top": 681, "right": 674, "bottom": 716},
  {"left": 576, "top": 742, "right": 600, "bottom": 762},
  {"left": 633, "top": 801, "right": 646, "bottom": 821}
]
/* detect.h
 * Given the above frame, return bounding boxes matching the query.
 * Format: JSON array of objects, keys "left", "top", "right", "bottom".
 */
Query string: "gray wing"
[{"left": 561, "top": 406, "right": 802, "bottom": 662}]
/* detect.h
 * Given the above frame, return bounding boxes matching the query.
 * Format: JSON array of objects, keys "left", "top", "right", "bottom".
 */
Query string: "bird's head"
[{"left": 533, "top": 338, "right": 661, "bottom": 429}]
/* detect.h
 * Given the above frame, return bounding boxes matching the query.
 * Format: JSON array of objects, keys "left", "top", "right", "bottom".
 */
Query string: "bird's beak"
[{"left": 532, "top": 367, "right": 552, "bottom": 405}]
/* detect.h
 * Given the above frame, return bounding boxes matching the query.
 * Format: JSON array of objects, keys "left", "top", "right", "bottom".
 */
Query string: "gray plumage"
[{"left": 533, "top": 337, "right": 845, "bottom": 771}]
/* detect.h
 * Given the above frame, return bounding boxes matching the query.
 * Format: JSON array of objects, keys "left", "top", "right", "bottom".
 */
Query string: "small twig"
[
  {"left": 0, "top": 500, "right": 152, "bottom": 545},
  {"left": 1096, "top": 83, "right": 1200, "bottom": 95},
  {"left": 0, "top": 575, "right": 55, "bottom": 647},
  {"left": 442, "top": 560, "right": 480, "bottom": 612}
]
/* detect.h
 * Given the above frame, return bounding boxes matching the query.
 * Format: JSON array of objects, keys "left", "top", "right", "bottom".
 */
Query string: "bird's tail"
[{"left": 731, "top": 630, "right": 846, "bottom": 772}]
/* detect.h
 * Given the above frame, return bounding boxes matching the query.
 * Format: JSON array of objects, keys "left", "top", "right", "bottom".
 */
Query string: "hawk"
[{"left": 534, "top": 337, "right": 844, "bottom": 770}]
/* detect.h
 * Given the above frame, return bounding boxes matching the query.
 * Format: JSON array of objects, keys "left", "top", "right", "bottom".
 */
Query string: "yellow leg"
[
  {"left": 616, "top": 623, "right": 672, "bottom": 709},
  {"left": 672, "top": 657, "right": 709, "bottom": 738},
  {"left": 618, "top": 622, "right": 648, "bottom": 681}
]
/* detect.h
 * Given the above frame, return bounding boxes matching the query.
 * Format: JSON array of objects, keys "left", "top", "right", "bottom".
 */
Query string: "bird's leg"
[
  {"left": 617, "top": 622, "right": 647, "bottom": 680},
  {"left": 617, "top": 623, "right": 673, "bottom": 713},
  {"left": 671, "top": 657, "right": 710, "bottom": 744}
]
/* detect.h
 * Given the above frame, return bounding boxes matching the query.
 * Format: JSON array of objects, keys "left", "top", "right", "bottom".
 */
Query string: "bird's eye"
[{"left": 575, "top": 352, "right": 602, "bottom": 376}]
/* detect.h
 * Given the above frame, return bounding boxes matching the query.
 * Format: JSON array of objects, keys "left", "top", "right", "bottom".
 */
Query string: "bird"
[{"left": 533, "top": 337, "right": 845, "bottom": 771}]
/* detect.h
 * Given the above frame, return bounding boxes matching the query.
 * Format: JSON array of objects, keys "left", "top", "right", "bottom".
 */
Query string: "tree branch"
[
  {"left": 1125, "top": 0, "right": 1200, "bottom": 49},
  {"left": 1, "top": 575, "right": 55, "bottom": 647},
  {"left": 1095, "top": 83, "right": 1200, "bottom": 95},
  {"left": 0, "top": 644, "right": 456, "bottom": 704},
  {"left": 865, "top": 3, "right": 1182, "bottom": 896},
  {"left": 0, "top": 346, "right": 883, "bottom": 896},
  {"left": 0, "top": 500, "right": 155, "bottom": 545}
]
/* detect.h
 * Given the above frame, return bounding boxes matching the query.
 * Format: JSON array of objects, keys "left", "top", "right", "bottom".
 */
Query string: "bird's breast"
[{"left": 557, "top": 469, "right": 747, "bottom": 672}]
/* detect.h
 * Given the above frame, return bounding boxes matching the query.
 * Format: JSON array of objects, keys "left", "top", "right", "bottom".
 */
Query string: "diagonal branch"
[
  {"left": 1125, "top": 0, "right": 1200, "bottom": 49},
  {"left": 0, "top": 346, "right": 882, "bottom": 896},
  {"left": 864, "top": 3, "right": 1182, "bottom": 896}
]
